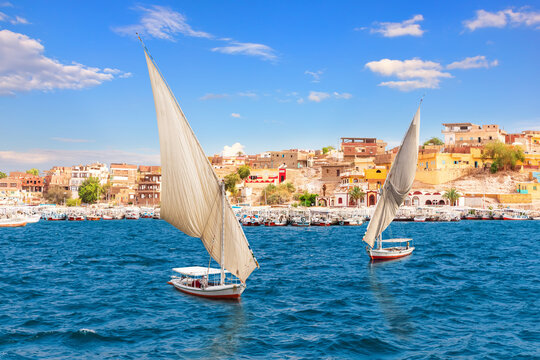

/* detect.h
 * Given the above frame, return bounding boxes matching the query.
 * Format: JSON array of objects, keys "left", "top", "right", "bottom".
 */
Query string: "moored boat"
[{"left": 0, "top": 218, "right": 27, "bottom": 228}]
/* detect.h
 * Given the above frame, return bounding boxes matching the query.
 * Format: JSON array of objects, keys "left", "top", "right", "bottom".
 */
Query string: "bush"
[
  {"left": 78, "top": 177, "right": 102, "bottom": 204},
  {"left": 482, "top": 141, "right": 525, "bottom": 173}
]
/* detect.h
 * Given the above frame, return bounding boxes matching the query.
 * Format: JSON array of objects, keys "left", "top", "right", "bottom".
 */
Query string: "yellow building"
[
  {"left": 415, "top": 148, "right": 485, "bottom": 185},
  {"left": 517, "top": 180, "right": 540, "bottom": 200}
]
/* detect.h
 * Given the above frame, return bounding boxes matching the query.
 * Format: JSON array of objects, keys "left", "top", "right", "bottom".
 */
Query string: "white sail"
[
  {"left": 144, "top": 50, "right": 258, "bottom": 283},
  {"left": 363, "top": 106, "right": 420, "bottom": 248}
]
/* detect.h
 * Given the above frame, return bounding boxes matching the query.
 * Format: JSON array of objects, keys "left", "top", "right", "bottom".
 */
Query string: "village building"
[
  {"left": 270, "top": 149, "right": 310, "bottom": 169},
  {"left": 506, "top": 130, "right": 540, "bottom": 154},
  {"left": 110, "top": 163, "right": 138, "bottom": 204},
  {"left": 0, "top": 177, "right": 22, "bottom": 204},
  {"left": 341, "top": 137, "right": 387, "bottom": 160},
  {"left": 442, "top": 123, "right": 507, "bottom": 146},
  {"left": 43, "top": 166, "right": 72, "bottom": 193},
  {"left": 136, "top": 166, "right": 161, "bottom": 206}
]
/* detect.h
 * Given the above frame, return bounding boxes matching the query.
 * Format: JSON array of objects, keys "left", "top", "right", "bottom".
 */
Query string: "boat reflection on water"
[
  {"left": 368, "top": 259, "right": 415, "bottom": 340},
  {"left": 204, "top": 301, "right": 246, "bottom": 358}
]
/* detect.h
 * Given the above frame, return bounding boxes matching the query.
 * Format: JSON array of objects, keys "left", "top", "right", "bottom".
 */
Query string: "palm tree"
[
  {"left": 348, "top": 186, "right": 365, "bottom": 207},
  {"left": 443, "top": 187, "right": 460, "bottom": 206}
]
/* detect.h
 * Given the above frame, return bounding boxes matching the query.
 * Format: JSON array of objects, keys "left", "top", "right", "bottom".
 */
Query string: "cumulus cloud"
[
  {"left": 230, "top": 113, "right": 241, "bottom": 118},
  {"left": 221, "top": 142, "right": 245, "bottom": 156},
  {"left": 308, "top": 91, "right": 331, "bottom": 102},
  {"left": 113, "top": 5, "right": 212, "bottom": 40},
  {"left": 212, "top": 41, "right": 277, "bottom": 61},
  {"left": 447, "top": 55, "right": 499, "bottom": 69},
  {"left": 365, "top": 58, "right": 452, "bottom": 91},
  {"left": 464, "top": 8, "right": 540, "bottom": 31},
  {"left": 305, "top": 70, "right": 323, "bottom": 82},
  {"left": 0, "top": 30, "right": 128, "bottom": 95},
  {"left": 370, "top": 15, "right": 425, "bottom": 37}
]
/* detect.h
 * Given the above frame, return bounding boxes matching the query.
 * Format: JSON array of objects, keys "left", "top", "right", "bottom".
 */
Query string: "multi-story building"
[
  {"left": 136, "top": 166, "right": 161, "bottom": 206},
  {"left": 506, "top": 130, "right": 540, "bottom": 154},
  {"left": 110, "top": 163, "right": 138, "bottom": 202},
  {"left": 270, "top": 149, "right": 310, "bottom": 169},
  {"left": 69, "top": 165, "right": 89, "bottom": 196},
  {"left": 0, "top": 177, "right": 22, "bottom": 204},
  {"left": 341, "top": 138, "right": 387, "bottom": 160},
  {"left": 442, "top": 123, "right": 507, "bottom": 146},
  {"left": 43, "top": 166, "right": 72, "bottom": 193},
  {"left": 9, "top": 172, "right": 44, "bottom": 193}
]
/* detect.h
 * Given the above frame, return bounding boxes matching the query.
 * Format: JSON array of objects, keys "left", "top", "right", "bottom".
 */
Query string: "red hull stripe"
[{"left": 370, "top": 253, "right": 412, "bottom": 260}]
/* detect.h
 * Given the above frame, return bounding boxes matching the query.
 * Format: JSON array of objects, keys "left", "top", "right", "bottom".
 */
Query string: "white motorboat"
[{"left": 168, "top": 267, "right": 245, "bottom": 299}]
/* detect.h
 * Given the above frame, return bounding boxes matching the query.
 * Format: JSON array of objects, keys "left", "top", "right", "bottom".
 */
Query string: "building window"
[
  {"left": 442, "top": 160, "right": 445, "bottom": 165},
  {"left": 338, "top": 198, "right": 343, "bottom": 204}
]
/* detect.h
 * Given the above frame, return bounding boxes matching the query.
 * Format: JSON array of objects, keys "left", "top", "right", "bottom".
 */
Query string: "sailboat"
[
  {"left": 363, "top": 103, "right": 421, "bottom": 260},
  {"left": 141, "top": 40, "right": 259, "bottom": 299}
]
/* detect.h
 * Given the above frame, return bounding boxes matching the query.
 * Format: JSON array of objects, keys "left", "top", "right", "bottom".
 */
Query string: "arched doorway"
[
  {"left": 412, "top": 196, "right": 420, "bottom": 206},
  {"left": 439, "top": 200, "right": 446, "bottom": 205},
  {"left": 368, "top": 194, "right": 376, "bottom": 206},
  {"left": 425, "top": 200, "right": 432, "bottom": 205}
]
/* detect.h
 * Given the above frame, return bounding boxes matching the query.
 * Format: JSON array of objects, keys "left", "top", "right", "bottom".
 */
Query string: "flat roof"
[{"left": 172, "top": 266, "right": 229, "bottom": 276}]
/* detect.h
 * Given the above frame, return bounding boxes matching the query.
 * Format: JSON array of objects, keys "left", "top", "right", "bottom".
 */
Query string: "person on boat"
[{"left": 200, "top": 275, "right": 208, "bottom": 289}]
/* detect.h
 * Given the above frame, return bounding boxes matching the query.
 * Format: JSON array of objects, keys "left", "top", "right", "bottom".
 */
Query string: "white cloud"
[
  {"left": 221, "top": 142, "right": 245, "bottom": 156},
  {"left": 199, "top": 93, "right": 229, "bottom": 100},
  {"left": 113, "top": 5, "right": 212, "bottom": 40},
  {"left": 0, "top": 30, "right": 128, "bottom": 95},
  {"left": 0, "top": 11, "right": 29, "bottom": 24},
  {"left": 0, "top": 149, "right": 160, "bottom": 169},
  {"left": 230, "top": 113, "right": 241, "bottom": 118},
  {"left": 51, "top": 137, "right": 94, "bottom": 143},
  {"left": 370, "top": 15, "right": 425, "bottom": 37},
  {"left": 308, "top": 91, "right": 331, "bottom": 102},
  {"left": 447, "top": 55, "right": 499, "bottom": 69},
  {"left": 237, "top": 91, "right": 257, "bottom": 98},
  {"left": 211, "top": 41, "right": 277, "bottom": 61},
  {"left": 365, "top": 58, "right": 452, "bottom": 91},
  {"left": 305, "top": 70, "right": 323, "bottom": 82},
  {"left": 333, "top": 92, "right": 352, "bottom": 99},
  {"left": 464, "top": 8, "right": 540, "bottom": 31}
]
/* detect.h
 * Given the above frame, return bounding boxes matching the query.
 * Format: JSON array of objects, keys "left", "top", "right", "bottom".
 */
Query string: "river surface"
[{"left": 1, "top": 220, "right": 539, "bottom": 359}]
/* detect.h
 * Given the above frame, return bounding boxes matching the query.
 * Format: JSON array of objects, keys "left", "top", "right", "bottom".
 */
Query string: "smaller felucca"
[
  {"left": 141, "top": 38, "right": 258, "bottom": 299},
  {"left": 363, "top": 103, "right": 421, "bottom": 260}
]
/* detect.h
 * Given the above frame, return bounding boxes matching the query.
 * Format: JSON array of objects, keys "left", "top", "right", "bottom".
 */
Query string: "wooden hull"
[
  {"left": 368, "top": 246, "right": 414, "bottom": 260},
  {"left": 168, "top": 280, "right": 245, "bottom": 299}
]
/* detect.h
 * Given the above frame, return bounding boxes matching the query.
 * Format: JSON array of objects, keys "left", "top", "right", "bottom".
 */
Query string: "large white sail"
[
  {"left": 363, "top": 106, "right": 420, "bottom": 248},
  {"left": 144, "top": 50, "right": 258, "bottom": 283}
]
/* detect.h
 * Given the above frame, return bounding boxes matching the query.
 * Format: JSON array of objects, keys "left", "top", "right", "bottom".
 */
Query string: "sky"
[{"left": 0, "top": 1, "right": 539, "bottom": 172}]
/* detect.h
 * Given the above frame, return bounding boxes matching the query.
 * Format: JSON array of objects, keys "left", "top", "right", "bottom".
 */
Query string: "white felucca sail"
[
  {"left": 143, "top": 48, "right": 258, "bottom": 283},
  {"left": 363, "top": 105, "right": 421, "bottom": 248}
]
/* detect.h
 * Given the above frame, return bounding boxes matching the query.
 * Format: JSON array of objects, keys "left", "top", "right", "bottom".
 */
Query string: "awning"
[
  {"left": 381, "top": 238, "right": 412, "bottom": 243},
  {"left": 172, "top": 266, "right": 230, "bottom": 276}
]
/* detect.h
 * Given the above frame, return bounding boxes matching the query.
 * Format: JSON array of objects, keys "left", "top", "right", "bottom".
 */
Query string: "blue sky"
[{"left": 1, "top": 1, "right": 539, "bottom": 172}]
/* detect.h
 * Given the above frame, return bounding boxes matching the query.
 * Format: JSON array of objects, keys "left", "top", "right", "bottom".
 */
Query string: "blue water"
[{"left": 1, "top": 220, "right": 539, "bottom": 359}]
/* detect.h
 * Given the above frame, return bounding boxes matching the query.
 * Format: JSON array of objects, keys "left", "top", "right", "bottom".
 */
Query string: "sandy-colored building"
[
  {"left": 442, "top": 123, "right": 506, "bottom": 146},
  {"left": 136, "top": 166, "right": 161, "bottom": 206},
  {"left": 341, "top": 138, "right": 387, "bottom": 159},
  {"left": 506, "top": 130, "right": 540, "bottom": 154},
  {"left": 270, "top": 149, "right": 310, "bottom": 169},
  {"left": 43, "top": 166, "right": 72, "bottom": 193}
]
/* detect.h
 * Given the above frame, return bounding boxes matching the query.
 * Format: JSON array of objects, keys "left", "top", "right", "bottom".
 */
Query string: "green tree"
[
  {"left": 100, "top": 181, "right": 111, "bottom": 200},
  {"left": 298, "top": 191, "right": 318, "bottom": 207},
  {"left": 26, "top": 168, "right": 39, "bottom": 176},
  {"left": 44, "top": 185, "right": 72, "bottom": 204},
  {"left": 348, "top": 186, "right": 366, "bottom": 207},
  {"left": 443, "top": 187, "right": 461, "bottom": 206},
  {"left": 78, "top": 177, "right": 102, "bottom": 204},
  {"left": 482, "top": 142, "right": 525, "bottom": 173},
  {"left": 237, "top": 165, "right": 251, "bottom": 180},
  {"left": 224, "top": 173, "right": 240, "bottom": 193},
  {"left": 423, "top": 137, "right": 444, "bottom": 146},
  {"left": 0, "top": 171, "right": 6, "bottom": 179},
  {"left": 66, "top": 198, "right": 81, "bottom": 207},
  {"left": 322, "top": 146, "right": 335, "bottom": 154},
  {"left": 261, "top": 182, "right": 296, "bottom": 205}
]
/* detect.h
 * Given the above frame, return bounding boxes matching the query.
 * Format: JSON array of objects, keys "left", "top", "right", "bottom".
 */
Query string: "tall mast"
[{"left": 220, "top": 180, "right": 225, "bottom": 285}]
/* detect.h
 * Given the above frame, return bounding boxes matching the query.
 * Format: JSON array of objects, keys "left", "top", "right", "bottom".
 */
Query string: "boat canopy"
[
  {"left": 381, "top": 238, "right": 412, "bottom": 243},
  {"left": 173, "top": 266, "right": 230, "bottom": 277}
]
